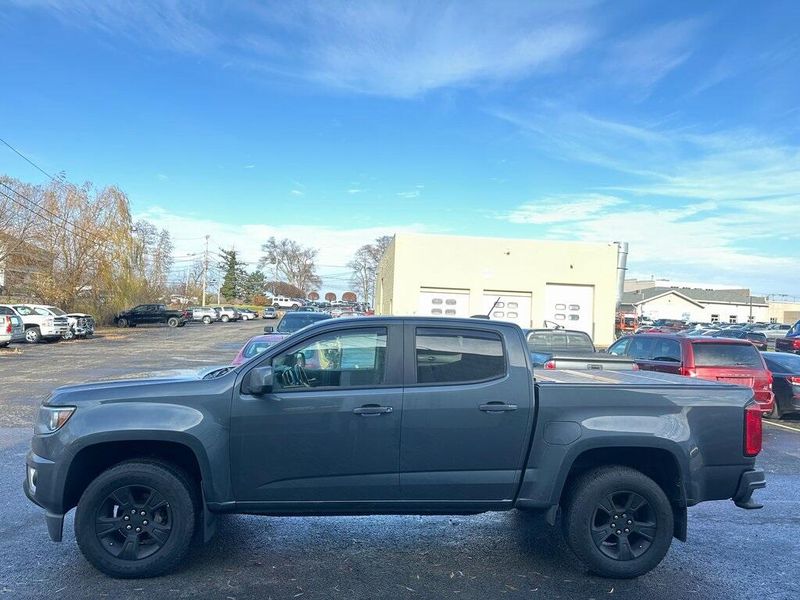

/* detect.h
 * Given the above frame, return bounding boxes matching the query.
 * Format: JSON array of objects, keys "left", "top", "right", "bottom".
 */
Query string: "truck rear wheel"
[
  {"left": 562, "top": 465, "right": 673, "bottom": 579},
  {"left": 202, "top": 316, "right": 211, "bottom": 325},
  {"left": 220, "top": 315, "right": 229, "bottom": 323},
  {"left": 74, "top": 461, "right": 197, "bottom": 578},
  {"left": 167, "top": 317, "right": 180, "bottom": 328},
  {"left": 117, "top": 318, "right": 128, "bottom": 328}
]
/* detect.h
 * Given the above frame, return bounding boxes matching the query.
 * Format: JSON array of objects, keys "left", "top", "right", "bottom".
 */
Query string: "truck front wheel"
[
  {"left": 562, "top": 465, "right": 673, "bottom": 579},
  {"left": 74, "top": 461, "right": 197, "bottom": 578},
  {"left": 167, "top": 317, "right": 180, "bottom": 328}
]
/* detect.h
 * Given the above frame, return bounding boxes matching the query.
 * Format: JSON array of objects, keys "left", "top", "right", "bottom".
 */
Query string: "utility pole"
[{"left": 201, "top": 234, "right": 209, "bottom": 307}]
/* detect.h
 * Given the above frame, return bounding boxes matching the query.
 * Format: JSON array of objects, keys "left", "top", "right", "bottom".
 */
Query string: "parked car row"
[
  {"left": 0, "top": 303, "right": 94, "bottom": 345},
  {"left": 518, "top": 325, "right": 797, "bottom": 421}
]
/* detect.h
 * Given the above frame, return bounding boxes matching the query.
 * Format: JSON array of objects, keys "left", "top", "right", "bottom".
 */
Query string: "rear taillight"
[
  {"left": 744, "top": 402, "right": 762, "bottom": 457},
  {"left": 679, "top": 366, "right": 697, "bottom": 377},
  {"left": 793, "top": 339, "right": 800, "bottom": 349},
  {"left": 4, "top": 317, "right": 10, "bottom": 334},
  {"left": 763, "top": 371, "right": 773, "bottom": 392},
  {"left": 631, "top": 363, "right": 639, "bottom": 371},
  {"left": 790, "top": 376, "right": 800, "bottom": 386},
  {"left": 543, "top": 360, "right": 556, "bottom": 369}
]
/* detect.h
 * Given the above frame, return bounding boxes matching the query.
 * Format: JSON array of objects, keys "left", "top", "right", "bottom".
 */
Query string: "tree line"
[{"left": 1, "top": 173, "right": 394, "bottom": 320}]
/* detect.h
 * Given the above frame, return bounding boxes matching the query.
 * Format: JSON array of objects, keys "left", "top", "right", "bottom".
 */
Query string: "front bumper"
[
  {"left": 732, "top": 469, "right": 766, "bottom": 509},
  {"left": 24, "top": 450, "right": 66, "bottom": 540}
]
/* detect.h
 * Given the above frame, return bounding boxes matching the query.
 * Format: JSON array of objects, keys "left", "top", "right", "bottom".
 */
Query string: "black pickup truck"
[
  {"left": 24, "top": 317, "right": 764, "bottom": 579},
  {"left": 113, "top": 304, "right": 188, "bottom": 328}
]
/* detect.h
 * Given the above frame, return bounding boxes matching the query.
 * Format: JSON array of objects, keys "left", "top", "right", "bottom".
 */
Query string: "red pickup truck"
[{"left": 608, "top": 334, "right": 774, "bottom": 413}]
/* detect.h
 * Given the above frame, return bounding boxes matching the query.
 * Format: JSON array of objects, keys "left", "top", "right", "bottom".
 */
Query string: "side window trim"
[{"left": 409, "top": 325, "right": 508, "bottom": 387}]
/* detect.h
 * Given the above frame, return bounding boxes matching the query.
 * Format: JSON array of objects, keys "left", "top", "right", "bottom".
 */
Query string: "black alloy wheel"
[
  {"left": 94, "top": 485, "right": 173, "bottom": 561},
  {"left": 590, "top": 491, "right": 656, "bottom": 561}
]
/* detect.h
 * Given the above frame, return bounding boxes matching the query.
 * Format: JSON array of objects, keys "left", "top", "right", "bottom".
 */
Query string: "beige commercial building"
[
  {"left": 768, "top": 301, "right": 800, "bottom": 325},
  {"left": 375, "top": 233, "right": 621, "bottom": 346}
]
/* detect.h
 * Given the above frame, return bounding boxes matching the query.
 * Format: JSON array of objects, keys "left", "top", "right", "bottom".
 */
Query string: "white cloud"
[
  {"left": 498, "top": 193, "right": 622, "bottom": 224},
  {"left": 156, "top": 173, "right": 169, "bottom": 181},
  {"left": 397, "top": 190, "right": 420, "bottom": 199},
  {"left": 290, "top": 189, "right": 304, "bottom": 196},
  {"left": 603, "top": 19, "right": 702, "bottom": 92},
  {"left": 16, "top": 0, "right": 220, "bottom": 55},
  {"left": 20, "top": 1, "right": 598, "bottom": 98},
  {"left": 494, "top": 107, "right": 800, "bottom": 201},
  {"left": 243, "top": 164, "right": 255, "bottom": 169},
  {"left": 347, "top": 188, "right": 362, "bottom": 194}
]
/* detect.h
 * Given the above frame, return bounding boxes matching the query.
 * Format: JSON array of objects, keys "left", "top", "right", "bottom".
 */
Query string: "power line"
[{"left": 0, "top": 137, "right": 59, "bottom": 181}]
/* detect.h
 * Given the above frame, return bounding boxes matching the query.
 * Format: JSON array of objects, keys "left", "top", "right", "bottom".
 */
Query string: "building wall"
[
  {"left": 375, "top": 233, "right": 620, "bottom": 346},
  {"left": 636, "top": 294, "right": 769, "bottom": 323},
  {"left": 768, "top": 301, "right": 800, "bottom": 325}
]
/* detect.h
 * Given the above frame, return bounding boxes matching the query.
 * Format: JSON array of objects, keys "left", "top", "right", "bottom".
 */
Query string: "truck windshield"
[
  {"left": 47, "top": 307, "right": 67, "bottom": 316},
  {"left": 528, "top": 331, "right": 594, "bottom": 353},
  {"left": 693, "top": 343, "right": 762, "bottom": 368},
  {"left": 276, "top": 313, "right": 331, "bottom": 333}
]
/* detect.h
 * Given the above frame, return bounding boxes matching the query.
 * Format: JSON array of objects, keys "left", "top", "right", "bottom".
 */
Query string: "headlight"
[{"left": 39, "top": 406, "right": 76, "bottom": 433}]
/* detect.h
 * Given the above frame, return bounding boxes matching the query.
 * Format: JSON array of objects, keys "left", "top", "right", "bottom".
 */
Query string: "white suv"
[
  {"left": 2, "top": 304, "right": 69, "bottom": 343},
  {"left": 271, "top": 296, "right": 301, "bottom": 309}
]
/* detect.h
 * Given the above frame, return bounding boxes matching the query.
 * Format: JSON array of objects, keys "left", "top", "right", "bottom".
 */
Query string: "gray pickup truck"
[{"left": 24, "top": 317, "right": 764, "bottom": 580}]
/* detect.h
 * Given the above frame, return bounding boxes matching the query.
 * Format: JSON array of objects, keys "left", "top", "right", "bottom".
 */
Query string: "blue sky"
[{"left": 1, "top": 0, "right": 799, "bottom": 295}]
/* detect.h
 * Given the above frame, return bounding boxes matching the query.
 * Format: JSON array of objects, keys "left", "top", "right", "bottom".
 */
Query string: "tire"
[
  {"left": 202, "top": 316, "right": 211, "bottom": 325},
  {"left": 25, "top": 327, "right": 42, "bottom": 343},
  {"left": 221, "top": 315, "right": 229, "bottom": 323},
  {"left": 167, "top": 317, "right": 179, "bottom": 328},
  {"left": 562, "top": 465, "right": 673, "bottom": 579},
  {"left": 117, "top": 318, "right": 128, "bottom": 328},
  {"left": 766, "top": 399, "right": 783, "bottom": 420},
  {"left": 0, "top": 342, "right": 8, "bottom": 348},
  {"left": 291, "top": 304, "right": 299, "bottom": 310},
  {"left": 63, "top": 328, "right": 75, "bottom": 341},
  {"left": 74, "top": 460, "right": 197, "bottom": 579}
]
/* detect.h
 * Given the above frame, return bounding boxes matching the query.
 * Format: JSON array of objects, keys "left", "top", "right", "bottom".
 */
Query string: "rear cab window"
[
  {"left": 415, "top": 327, "right": 506, "bottom": 384},
  {"left": 692, "top": 343, "right": 763, "bottom": 368}
]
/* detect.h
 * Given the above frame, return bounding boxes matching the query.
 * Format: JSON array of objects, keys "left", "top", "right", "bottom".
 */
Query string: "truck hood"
[{"left": 45, "top": 365, "right": 234, "bottom": 404}]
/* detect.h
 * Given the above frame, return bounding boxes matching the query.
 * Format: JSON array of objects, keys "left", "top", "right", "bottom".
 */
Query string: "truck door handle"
[
  {"left": 479, "top": 402, "right": 518, "bottom": 413},
  {"left": 353, "top": 404, "right": 393, "bottom": 416}
]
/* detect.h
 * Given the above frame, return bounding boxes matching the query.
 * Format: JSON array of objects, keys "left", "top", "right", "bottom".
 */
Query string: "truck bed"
[{"left": 534, "top": 369, "right": 730, "bottom": 387}]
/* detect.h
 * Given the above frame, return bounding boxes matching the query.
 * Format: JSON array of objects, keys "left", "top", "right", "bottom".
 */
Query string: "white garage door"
[
  {"left": 482, "top": 292, "right": 532, "bottom": 328},
  {"left": 544, "top": 284, "right": 594, "bottom": 337},
  {"left": 417, "top": 289, "right": 470, "bottom": 318}
]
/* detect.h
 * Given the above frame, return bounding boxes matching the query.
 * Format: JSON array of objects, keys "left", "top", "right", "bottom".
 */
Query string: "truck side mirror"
[
  {"left": 245, "top": 366, "right": 273, "bottom": 395},
  {"left": 264, "top": 326, "right": 274, "bottom": 333}
]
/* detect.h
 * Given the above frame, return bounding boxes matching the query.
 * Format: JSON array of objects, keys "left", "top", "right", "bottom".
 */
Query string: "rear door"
[{"left": 400, "top": 323, "right": 533, "bottom": 504}]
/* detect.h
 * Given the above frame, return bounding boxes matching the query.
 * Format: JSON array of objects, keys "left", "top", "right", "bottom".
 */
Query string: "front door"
[
  {"left": 231, "top": 324, "right": 403, "bottom": 504},
  {"left": 400, "top": 324, "right": 533, "bottom": 504}
]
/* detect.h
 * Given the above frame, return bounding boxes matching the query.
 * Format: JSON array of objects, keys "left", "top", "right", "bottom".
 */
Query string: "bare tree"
[
  {"left": 348, "top": 235, "right": 392, "bottom": 306},
  {"left": 259, "top": 237, "right": 322, "bottom": 294}
]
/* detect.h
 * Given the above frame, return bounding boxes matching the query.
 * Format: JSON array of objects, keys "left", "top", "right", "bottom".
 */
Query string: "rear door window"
[
  {"left": 416, "top": 328, "right": 505, "bottom": 384},
  {"left": 651, "top": 339, "right": 682, "bottom": 363},
  {"left": 628, "top": 337, "right": 656, "bottom": 360},
  {"left": 692, "top": 343, "right": 763, "bottom": 368}
]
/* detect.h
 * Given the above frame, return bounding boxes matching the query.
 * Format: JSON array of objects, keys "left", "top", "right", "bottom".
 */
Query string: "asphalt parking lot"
[{"left": 0, "top": 320, "right": 798, "bottom": 600}]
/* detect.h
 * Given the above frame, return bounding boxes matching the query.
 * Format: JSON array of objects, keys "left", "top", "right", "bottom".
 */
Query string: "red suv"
[{"left": 608, "top": 334, "right": 774, "bottom": 413}]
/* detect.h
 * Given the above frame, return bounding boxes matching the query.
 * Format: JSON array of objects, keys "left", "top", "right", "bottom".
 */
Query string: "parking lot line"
[{"left": 763, "top": 420, "right": 800, "bottom": 433}]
